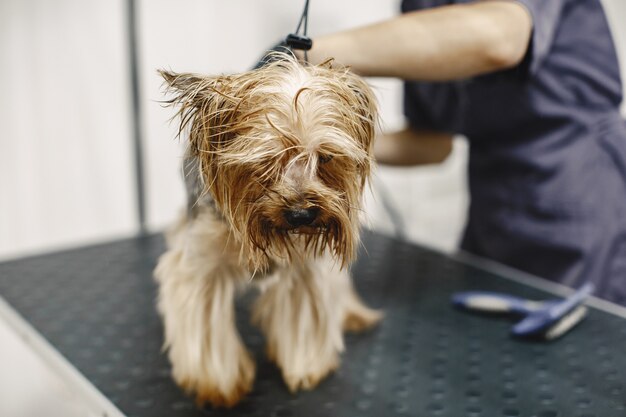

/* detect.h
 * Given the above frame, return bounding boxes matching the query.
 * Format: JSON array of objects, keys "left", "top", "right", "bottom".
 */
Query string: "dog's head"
[{"left": 160, "top": 53, "right": 378, "bottom": 271}]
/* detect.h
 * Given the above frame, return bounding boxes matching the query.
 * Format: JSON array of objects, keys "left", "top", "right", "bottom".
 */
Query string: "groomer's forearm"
[
  {"left": 308, "top": 1, "right": 532, "bottom": 80},
  {"left": 375, "top": 128, "right": 454, "bottom": 166}
]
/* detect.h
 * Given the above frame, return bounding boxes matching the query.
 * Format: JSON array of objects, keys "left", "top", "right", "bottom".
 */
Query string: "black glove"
[
  {"left": 252, "top": 34, "right": 312, "bottom": 70},
  {"left": 252, "top": 42, "right": 294, "bottom": 70}
]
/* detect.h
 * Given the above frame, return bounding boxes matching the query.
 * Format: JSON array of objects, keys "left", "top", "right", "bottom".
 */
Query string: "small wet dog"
[{"left": 155, "top": 52, "right": 381, "bottom": 407}]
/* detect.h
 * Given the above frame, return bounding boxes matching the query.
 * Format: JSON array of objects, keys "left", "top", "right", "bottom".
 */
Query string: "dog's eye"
[{"left": 319, "top": 154, "right": 334, "bottom": 164}]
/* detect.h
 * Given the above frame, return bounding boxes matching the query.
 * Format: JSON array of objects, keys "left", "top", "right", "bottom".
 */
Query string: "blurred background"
[
  {"left": 2, "top": 0, "right": 625, "bottom": 261},
  {"left": 0, "top": 0, "right": 625, "bottom": 415},
  {"left": 0, "top": 0, "right": 468, "bottom": 262}
]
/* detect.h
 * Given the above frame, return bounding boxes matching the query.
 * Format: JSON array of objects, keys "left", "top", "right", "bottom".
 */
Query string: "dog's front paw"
[
  {"left": 174, "top": 349, "right": 256, "bottom": 408},
  {"left": 343, "top": 305, "right": 383, "bottom": 333},
  {"left": 281, "top": 352, "right": 339, "bottom": 392}
]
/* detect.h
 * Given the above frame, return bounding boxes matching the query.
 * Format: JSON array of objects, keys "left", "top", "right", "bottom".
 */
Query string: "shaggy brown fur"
[{"left": 155, "top": 53, "right": 382, "bottom": 408}]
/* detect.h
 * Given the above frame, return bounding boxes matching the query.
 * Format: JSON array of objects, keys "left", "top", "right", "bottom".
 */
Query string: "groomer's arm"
[
  {"left": 375, "top": 128, "right": 453, "bottom": 165},
  {"left": 307, "top": 1, "right": 532, "bottom": 80}
]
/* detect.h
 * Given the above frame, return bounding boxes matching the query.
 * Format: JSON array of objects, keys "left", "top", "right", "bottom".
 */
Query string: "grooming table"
[{"left": 0, "top": 231, "right": 625, "bottom": 417}]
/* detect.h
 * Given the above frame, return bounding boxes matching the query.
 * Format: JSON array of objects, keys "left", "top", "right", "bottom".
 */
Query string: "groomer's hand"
[{"left": 375, "top": 128, "right": 453, "bottom": 166}]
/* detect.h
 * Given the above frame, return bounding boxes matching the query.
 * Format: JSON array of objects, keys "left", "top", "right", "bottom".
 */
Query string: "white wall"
[{"left": 0, "top": 0, "right": 136, "bottom": 260}]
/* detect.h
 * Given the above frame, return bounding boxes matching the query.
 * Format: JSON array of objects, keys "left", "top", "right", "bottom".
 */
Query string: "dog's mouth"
[
  {"left": 285, "top": 225, "right": 325, "bottom": 235},
  {"left": 259, "top": 219, "right": 328, "bottom": 237},
  {"left": 251, "top": 216, "right": 350, "bottom": 265}
]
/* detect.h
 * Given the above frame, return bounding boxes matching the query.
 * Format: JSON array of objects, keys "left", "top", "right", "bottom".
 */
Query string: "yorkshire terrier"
[{"left": 154, "top": 52, "right": 382, "bottom": 407}]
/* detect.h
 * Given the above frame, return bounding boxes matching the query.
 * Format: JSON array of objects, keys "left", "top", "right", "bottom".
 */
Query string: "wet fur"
[{"left": 155, "top": 53, "right": 382, "bottom": 407}]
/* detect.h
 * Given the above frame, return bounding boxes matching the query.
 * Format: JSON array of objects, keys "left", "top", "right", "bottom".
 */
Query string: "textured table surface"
[{"left": 0, "top": 231, "right": 625, "bottom": 417}]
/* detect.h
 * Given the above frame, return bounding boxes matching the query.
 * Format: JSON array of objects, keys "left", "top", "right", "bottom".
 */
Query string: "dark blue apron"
[{"left": 401, "top": 0, "right": 626, "bottom": 304}]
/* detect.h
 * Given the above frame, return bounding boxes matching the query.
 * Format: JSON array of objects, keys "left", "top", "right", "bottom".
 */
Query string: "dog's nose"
[{"left": 284, "top": 207, "right": 319, "bottom": 227}]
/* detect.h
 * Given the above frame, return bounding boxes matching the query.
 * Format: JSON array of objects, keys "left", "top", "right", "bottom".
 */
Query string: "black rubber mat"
[{"left": 0, "top": 231, "right": 625, "bottom": 417}]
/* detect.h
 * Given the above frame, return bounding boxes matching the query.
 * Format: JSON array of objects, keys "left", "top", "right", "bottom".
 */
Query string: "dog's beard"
[
  {"left": 210, "top": 169, "right": 362, "bottom": 273},
  {"left": 245, "top": 190, "right": 359, "bottom": 273}
]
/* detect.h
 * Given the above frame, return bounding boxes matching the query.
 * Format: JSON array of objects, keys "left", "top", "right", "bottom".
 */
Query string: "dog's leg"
[
  {"left": 252, "top": 259, "right": 342, "bottom": 392},
  {"left": 341, "top": 273, "right": 383, "bottom": 333},
  {"left": 155, "top": 216, "right": 254, "bottom": 407},
  {"left": 253, "top": 255, "right": 379, "bottom": 392}
]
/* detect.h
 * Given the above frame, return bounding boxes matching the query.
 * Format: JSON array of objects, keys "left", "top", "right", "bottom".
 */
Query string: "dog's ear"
[
  {"left": 159, "top": 70, "right": 217, "bottom": 109},
  {"left": 341, "top": 71, "right": 378, "bottom": 157},
  {"left": 314, "top": 61, "right": 378, "bottom": 159},
  {"left": 159, "top": 70, "right": 204, "bottom": 96},
  {"left": 328, "top": 69, "right": 378, "bottom": 188},
  {"left": 158, "top": 70, "right": 240, "bottom": 158}
]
